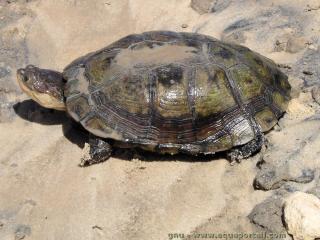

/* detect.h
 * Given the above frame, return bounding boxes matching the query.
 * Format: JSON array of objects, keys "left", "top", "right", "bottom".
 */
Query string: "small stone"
[
  {"left": 0, "top": 66, "right": 10, "bottom": 78},
  {"left": 285, "top": 37, "right": 307, "bottom": 53},
  {"left": 92, "top": 225, "right": 103, "bottom": 230},
  {"left": 304, "top": 4, "right": 320, "bottom": 12},
  {"left": 312, "top": 86, "right": 320, "bottom": 105},
  {"left": 191, "top": 0, "right": 231, "bottom": 14},
  {"left": 14, "top": 225, "right": 31, "bottom": 240},
  {"left": 190, "top": 0, "right": 212, "bottom": 14},
  {"left": 283, "top": 192, "right": 320, "bottom": 240},
  {"left": 277, "top": 63, "right": 292, "bottom": 69},
  {"left": 308, "top": 45, "right": 317, "bottom": 50},
  {"left": 222, "top": 31, "right": 246, "bottom": 44},
  {"left": 307, "top": 186, "right": 320, "bottom": 199},
  {"left": 274, "top": 40, "right": 286, "bottom": 52},
  {"left": 248, "top": 195, "right": 286, "bottom": 233},
  {"left": 302, "top": 70, "right": 313, "bottom": 75},
  {"left": 181, "top": 23, "right": 188, "bottom": 28}
]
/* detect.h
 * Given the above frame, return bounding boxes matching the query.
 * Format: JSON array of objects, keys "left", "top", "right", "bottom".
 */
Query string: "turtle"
[{"left": 16, "top": 31, "right": 291, "bottom": 166}]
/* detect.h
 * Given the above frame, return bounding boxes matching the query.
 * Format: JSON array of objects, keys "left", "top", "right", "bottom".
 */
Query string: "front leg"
[{"left": 80, "top": 134, "right": 112, "bottom": 167}]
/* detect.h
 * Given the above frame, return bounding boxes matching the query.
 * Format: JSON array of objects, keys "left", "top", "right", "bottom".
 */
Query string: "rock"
[
  {"left": 221, "top": 31, "right": 246, "bottom": 44},
  {"left": 254, "top": 105, "right": 320, "bottom": 191},
  {"left": 0, "top": 66, "right": 10, "bottom": 78},
  {"left": 302, "top": 70, "right": 313, "bottom": 75},
  {"left": 292, "top": 49, "right": 320, "bottom": 88},
  {"left": 210, "top": 0, "right": 231, "bottom": 13},
  {"left": 312, "top": 85, "right": 320, "bottom": 105},
  {"left": 304, "top": 4, "right": 320, "bottom": 12},
  {"left": 221, "top": 18, "right": 252, "bottom": 44},
  {"left": 307, "top": 186, "right": 320, "bottom": 199},
  {"left": 285, "top": 37, "right": 307, "bottom": 53},
  {"left": 274, "top": 39, "right": 287, "bottom": 52},
  {"left": 14, "top": 224, "right": 31, "bottom": 240},
  {"left": 254, "top": 162, "right": 315, "bottom": 191},
  {"left": 190, "top": 0, "right": 212, "bottom": 14},
  {"left": 181, "top": 23, "right": 188, "bottom": 28},
  {"left": 190, "top": 0, "right": 231, "bottom": 14},
  {"left": 277, "top": 63, "right": 292, "bottom": 70},
  {"left": 248, "top": 195, "right": 287, "bottom": 233},
  {"left": 273, "top": 36, "right": 307, "bottom": 53},
  {"left": 283, "top": 192, "right": 320, "bottom": 240}
]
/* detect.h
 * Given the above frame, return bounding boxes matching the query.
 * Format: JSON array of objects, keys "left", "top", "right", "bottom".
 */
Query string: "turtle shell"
[{"left": 63, "top": 31, "right": 291, "bottom": 154}]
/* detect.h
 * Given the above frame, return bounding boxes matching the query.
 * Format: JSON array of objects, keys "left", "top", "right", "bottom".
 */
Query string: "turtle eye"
[{"left": 26, "top": 65, "right": 36, "bottom": 70}]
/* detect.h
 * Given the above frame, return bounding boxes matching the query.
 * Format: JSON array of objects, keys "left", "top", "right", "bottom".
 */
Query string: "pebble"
[
  {"left": 277, "top": 63, "right": 292, "bottom": 69},
  {"left": 181, "top": 24, "right": 188, "bottom": 28},
  {"left": 302, "top": 70, "right": 313, "bottom": 75},
  {"left": 311, "top": 86, "right": 320, "bottom": 105},
  {"left": 0, "top": 66, "right": 10, "bottom": 78},
  {"left": 190, "top": 0, "right": 212, "bottom": 14},
  {"left": 285, "top": 37, "right": 306, "bottom": 53},
  {"left": 283, "top": 192, "right": 320, "bottom": 240}
]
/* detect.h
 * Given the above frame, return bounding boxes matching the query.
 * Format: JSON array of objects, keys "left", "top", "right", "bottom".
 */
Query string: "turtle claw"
[{"left": 227, "top": 149, "right": 244, "bottom": 165}]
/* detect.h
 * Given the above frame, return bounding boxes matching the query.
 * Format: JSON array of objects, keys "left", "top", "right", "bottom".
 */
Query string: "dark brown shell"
[{"left": 63, "top": 31, "right": 291, "bottom": 154}]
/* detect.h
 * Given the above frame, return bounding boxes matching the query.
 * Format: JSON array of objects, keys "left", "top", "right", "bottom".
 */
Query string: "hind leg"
[
  {"left": 80, "top": 134, "right": 112, "bottom": 167},
  {"left": 227, "top": 133, "right": 264, "bottom": 163}
]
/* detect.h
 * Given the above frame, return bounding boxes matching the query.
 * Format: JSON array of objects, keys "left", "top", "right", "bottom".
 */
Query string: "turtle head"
[{"left": 17, "top": 65, "right": 66, "bottom": 111}]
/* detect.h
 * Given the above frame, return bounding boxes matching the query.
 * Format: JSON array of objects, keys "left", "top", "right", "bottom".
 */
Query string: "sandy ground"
[{"left": 0, "top": 0, "right": 320, "bottom": 239}]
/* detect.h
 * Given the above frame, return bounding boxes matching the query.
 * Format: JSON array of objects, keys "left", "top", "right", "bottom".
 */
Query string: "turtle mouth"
[{"left": 17, "top": 68, "right": 33, "bottom": 92}]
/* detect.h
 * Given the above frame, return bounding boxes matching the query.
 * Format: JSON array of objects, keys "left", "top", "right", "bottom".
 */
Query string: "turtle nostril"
[
  {"left": 17, "top": 68, "right": 25, "bottom": 75},
  {"left": 17, "top": 69, "right": 28, "bottom": 82}
]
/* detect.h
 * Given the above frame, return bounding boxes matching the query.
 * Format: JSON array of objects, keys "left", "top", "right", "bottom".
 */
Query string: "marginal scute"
[
  {"left": 273, "top": 70, "right": 291, "bottom": 94},
  {"left": 80, "top": 113, "right": 123, "bottom": 140},
  {"left": 255, "top": 108, "right": 277, "bottom": 132},
  {"left": 129, "top": 41, "right": 165, "bottom": 50},
  {"left": 227, "top": 116, "right": 255, "bottom": 145},
  {"left": 206, "top": 134, "right": 233, "bottom": 152},
  {"left": 142, "top": 31, "right": 182, "bottom": 42},
  {"left": 107, "top": 33, "right": 145, "bottom": 49},
  {"left": 272, "top": 91, "right": 289, "bottom": 111}
]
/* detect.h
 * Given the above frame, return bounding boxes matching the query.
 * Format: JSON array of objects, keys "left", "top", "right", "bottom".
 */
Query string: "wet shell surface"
[{"left": 63, "top": 31, "right": 291, "bottom": 154}]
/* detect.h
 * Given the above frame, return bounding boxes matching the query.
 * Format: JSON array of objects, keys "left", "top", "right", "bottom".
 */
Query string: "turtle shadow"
[
  {"left": 112, "top": 145, "right": 225, "bottom": 163},
  {"left": 13, "top": 99, "right": 88, "bottom": 148},
  {"left": 13, "top": 100, "right": 226, "bottom": 163}
]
